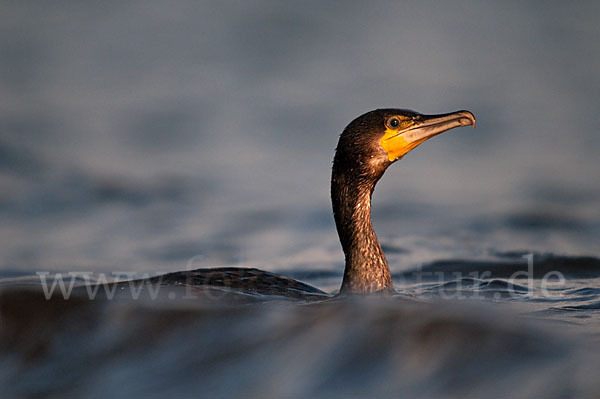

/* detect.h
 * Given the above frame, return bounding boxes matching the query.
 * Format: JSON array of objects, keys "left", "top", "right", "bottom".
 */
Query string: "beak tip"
[{"left": 459, "top": 110, "right": 476, "bottom": 129}]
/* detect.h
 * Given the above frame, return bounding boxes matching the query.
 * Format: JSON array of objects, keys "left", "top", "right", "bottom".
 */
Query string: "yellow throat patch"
[{"left": 379, "top": 128, "right": 426, "bottom": 161}]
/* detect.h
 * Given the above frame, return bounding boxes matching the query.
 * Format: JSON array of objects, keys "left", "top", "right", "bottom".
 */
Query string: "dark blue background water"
[
  {"left": 1, "top": 2, "right": 599, "bottom": 397},
  {"left": 2, "top": 0, "right": 598, "bottom": 275}
]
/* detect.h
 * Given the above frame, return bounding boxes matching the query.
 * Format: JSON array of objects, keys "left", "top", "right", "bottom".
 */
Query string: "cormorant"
[{"left": 134, "top": 109, "right": 476, "bottom": 298}]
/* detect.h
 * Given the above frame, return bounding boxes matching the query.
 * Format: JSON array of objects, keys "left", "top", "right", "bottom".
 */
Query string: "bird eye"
[{"left": 388, "top": 118, "right": 400, "bottom": 129}]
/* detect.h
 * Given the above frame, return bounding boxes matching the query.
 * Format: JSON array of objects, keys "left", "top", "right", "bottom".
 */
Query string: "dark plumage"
[
  {"left": 331, "top": 110, "right": 397, "bottom": 293},
  {"left": 122, "top": 108, "right": 475, "bottom": 298},
  {"left": 332, "top": 108, "right": 474, "bottom": 293}
]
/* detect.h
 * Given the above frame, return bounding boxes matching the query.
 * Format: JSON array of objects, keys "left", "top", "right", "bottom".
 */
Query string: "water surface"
[{"left": 1, "top": 1, "right": 599, "bottom": 397}]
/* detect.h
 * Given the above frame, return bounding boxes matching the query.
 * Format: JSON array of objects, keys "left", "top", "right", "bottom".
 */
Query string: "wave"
[
  {"left": 1, "top": 287, "right": 600, "bottom": 398},
  {"left": 399, "top": 253, "right": 600, "bottom": 280}
]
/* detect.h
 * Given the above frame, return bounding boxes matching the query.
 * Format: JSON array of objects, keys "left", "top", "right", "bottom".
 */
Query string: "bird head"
[{"left": 335, "top": 109, "right": 476, "bottom": 178}]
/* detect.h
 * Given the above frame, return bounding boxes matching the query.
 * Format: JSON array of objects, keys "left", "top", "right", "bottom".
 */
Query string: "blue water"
[{"left": 1, "top": 1, "right": 599, "bottom": 397}]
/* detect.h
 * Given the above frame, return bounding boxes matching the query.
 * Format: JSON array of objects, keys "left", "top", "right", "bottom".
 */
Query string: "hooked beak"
[
  {"left": 380, "top": 110, "right": 476, "bottom": 161},
  {"left": 402, "top": 110, "right": 476, "bottom": 143}
]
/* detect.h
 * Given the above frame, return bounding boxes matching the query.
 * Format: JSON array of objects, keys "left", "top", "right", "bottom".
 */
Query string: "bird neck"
[{"left": 331, "top": 165, "right": 393, "bottom": 294}]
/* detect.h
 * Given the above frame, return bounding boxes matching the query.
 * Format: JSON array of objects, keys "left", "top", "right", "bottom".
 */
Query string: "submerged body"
[
  {"left": 132, "top": 109, "right": 475, "bottom": 297},
  {"left": 143, "top": 267, "right": 329, "bottom": 300}
]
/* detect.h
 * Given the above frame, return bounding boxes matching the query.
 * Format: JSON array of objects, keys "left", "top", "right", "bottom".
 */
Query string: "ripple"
[{"left": 400, "top": 253, "right": 600, "bottom": 280}]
